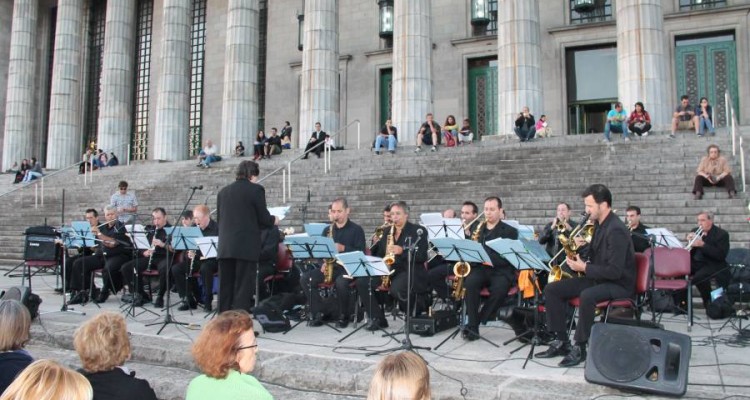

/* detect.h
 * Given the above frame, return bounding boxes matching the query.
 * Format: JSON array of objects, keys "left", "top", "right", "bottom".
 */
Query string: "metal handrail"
[
  {"left": 725, "top": 90, "right": 745, "bottom": 192},
  {"left": 281, "top": 119, "right": 360, "bottom": 202}
]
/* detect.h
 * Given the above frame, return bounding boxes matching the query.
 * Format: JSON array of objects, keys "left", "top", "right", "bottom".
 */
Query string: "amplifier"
[
  {"left": 24, "top": 235, "right": 58, "bottom": 261},
  {"left": 408, "top": 309, "right": 458, "bottom": 336}
]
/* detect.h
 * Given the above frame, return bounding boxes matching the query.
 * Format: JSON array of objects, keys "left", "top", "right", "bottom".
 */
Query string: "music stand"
[
  {"left": 336, "top": 251, "right": 391, "bottom": 342},
  {"left": 420, "top": 213, "right": 463, "bottom": 240},
  {"left": 303, "top": 223, "right": 328, "bottom": 237},
  {"left": 195, "top": 236, "right": 218, "bottom": 317},
  {"left": 283, "top": 236, "right": 340, "bottom": 333},
  {"left": 122, "top": 223, "right": 159, "bottom": 319},
  {"left": 40, "top": 226, "right": 87, "bottom": 317},
  {"left": 646, "top": 228, "right": 683, "bottom": 249},
  {"left": 430, "top": 237, "right": 495, "bottom": 349},
  {"left": 503, "top": 220, "right": 536, "bottom": 240},
  {"left": 146, "top": 226, "right": 202, "bottom": 334},
  {"left": 486, "top": 238, "right": 549, "bottom": 369}
]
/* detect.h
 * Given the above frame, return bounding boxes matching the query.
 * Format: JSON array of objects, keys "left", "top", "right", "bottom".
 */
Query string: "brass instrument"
[
  {"left": 370, "top": 223, "right": 390, "bottom": 250},
  {"left": 555, "top": 217, "right": 568, "bottom": 232},
  {"left": 381, "top": 225, "right": 396, "bottom": 288},
  {"left": 685, "top": 227, "right": 704, "bottom": 250},
  {"left": 461, "top": 212, "right": 485, "bottom": 232},
  {"left": 451, "top": 219, "right": 486, "bottom": 301},
  {"left": 548, "top": 214, "right": 593, "bottom": 283},
  {"left": 323, "top": 222, "right": 336, "bottom": 285}
]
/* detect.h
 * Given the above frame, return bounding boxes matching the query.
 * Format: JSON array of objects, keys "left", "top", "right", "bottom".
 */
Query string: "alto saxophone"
[
  {"left": 323, "top": 222, "right": 336, "bottom": 285},
  {"left": 451, "top": 219, "right": 485, "bottom": 301},
  {"left": 381, "top": 225, "right": 396, "bottom": 288}
]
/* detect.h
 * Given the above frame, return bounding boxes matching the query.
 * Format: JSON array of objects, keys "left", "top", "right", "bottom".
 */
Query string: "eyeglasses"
[{"left": 237, "top": 344, "right": 258, "bottom": 351}]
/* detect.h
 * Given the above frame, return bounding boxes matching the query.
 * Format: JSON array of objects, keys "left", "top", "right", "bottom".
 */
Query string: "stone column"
[
  {"left": 2, "top": 0, "right": 38, "bottom": 171},
  {"left": 97, "top": 0, "right": 137, "bottom": 156},
  {"left": 46, "top": 0, "right": 85, "bottom": 169},
  {"left": 221, "top": 0, "right": 259, "bottom": 156},
  {"left": 153, "top": 0, "right": 191, "bottom": 161},
  {"left": 497, "top": 0, "right": 543, "bottom": 137},
  {"left": 391, "top": 0, "right": 431, "bottom": 145},
  {"left": 298, "top": 0, "right": 339, "bottom": 147},
  {"left": 616, "top": 0, "right": 668, "bottom": 129}
]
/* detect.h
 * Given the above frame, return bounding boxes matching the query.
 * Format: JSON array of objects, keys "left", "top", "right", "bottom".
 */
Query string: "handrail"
[{"left": 725, "top": 90, "right": 745, "bottom": 192}]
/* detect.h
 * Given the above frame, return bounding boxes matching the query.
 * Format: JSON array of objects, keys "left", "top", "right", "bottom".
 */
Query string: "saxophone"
[
  {"left": 451, "top": 219, "right": 486, "bottom": 301},
  {"left": 381, "top": 224, "right": 396, "bottom": 288},
  {"left": 323, "top": 222, "right": 336, "bottom": 285}
]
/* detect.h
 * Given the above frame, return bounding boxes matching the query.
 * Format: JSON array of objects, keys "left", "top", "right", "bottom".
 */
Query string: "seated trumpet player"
[
  {"left": 462, "top": 197, "right": 518, "bottom": 341},
  {"left": 679, "top": 211, "right": 730, "bottom": 310},
  {"left": 536, "top": 184, "right": 635, "bottom": 367},
  {"left": 301, "top": 198, "right": 366, "bottom": 329},
  {"left": 170, "top": 205, "right": 218, "bottom": 311},
  {"left": 357, "top": 201, "right": 428, "bottom": 331},
  {"left": 625, "top": 206, "right": 650, "bottom": 253},
  {"left": 121, "top": 207, "right": 172, "bottom": 307}
]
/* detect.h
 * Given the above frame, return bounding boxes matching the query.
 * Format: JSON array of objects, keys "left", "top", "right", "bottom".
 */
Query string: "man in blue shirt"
[{"left": 604, "top": 102, "right": 628, "bottom": 143}]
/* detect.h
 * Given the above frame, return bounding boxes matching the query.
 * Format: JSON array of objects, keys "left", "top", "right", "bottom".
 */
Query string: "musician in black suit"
[
  {"left": 85, "top": 206, "right": 131, "bottom": 304},
  {"left": 216, "top": 160, "right": 277, "bottom": 312},
  {"left": 357, "top": 201, "right": 428, "bottom": 331},
  {"left": 301, "top": 197, "right": 366, "bottom": 328},
  {"left": 538, "top": 202, "right": 575, "bottom": 265},
  {"left": 170, "top": 205, "right": 218, "bottom": 311},
  {"left": 462, "top": 196, "right": 519, "bottom": 341},
  {"left": 536, "top": 184, "right": 635, "bottom": 367},
  {"left": 302, "top": 122, "right": 327, "bottom": 159},
  {"left": 121, "top": 207, "right": 171, "bottom": 307},
  {"left": 684, "top": 211, "right": 730, "bottom": 309},
  {"left": 626, "top": 206, "right": 651, "bottom": 253}
]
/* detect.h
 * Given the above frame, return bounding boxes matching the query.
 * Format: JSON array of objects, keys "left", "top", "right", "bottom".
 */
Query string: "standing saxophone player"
[
  {"left": 462, "top": 197, "right": 519, "bottom": 341},
  {"left": 357, "top": 201, "right": 428, "bottom": 331},
  {"left": 301, "top": 198, "right": 366, "bottom": 328}
]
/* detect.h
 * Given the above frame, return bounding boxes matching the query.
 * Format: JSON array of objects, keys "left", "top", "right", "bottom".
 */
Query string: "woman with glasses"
[{"left": 186, "top": 310, "right": 272, "bottom": 400}]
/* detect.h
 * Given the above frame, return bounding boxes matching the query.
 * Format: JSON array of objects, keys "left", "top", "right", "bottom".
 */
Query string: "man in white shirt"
[{"left": 197, "top": 139, "right": 220, "bottom": 168}]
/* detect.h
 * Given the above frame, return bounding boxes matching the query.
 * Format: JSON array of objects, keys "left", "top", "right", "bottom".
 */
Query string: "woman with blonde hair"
[
  {"left": 367, "top": 351, "right": 431, "bottom": 400},
  {"left": 186, "top": 310, "right": 272, "bottom": 400},
  {"left": 0, "top": 299, "right": 33, "bottom": 394},
  {"left": 73, "top": 312, "right": 157, "bottom": 400},
  {"left": 0, "top": 359, "right": 92, "bottom": 400}
]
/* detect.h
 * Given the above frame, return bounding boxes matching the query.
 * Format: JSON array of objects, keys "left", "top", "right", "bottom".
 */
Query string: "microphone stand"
[
  {"left": 41, "top": 229, "right": 85, "bottom": 317},
  {"left": 300, "top": 189, "right": 311, "bottom": 225}
]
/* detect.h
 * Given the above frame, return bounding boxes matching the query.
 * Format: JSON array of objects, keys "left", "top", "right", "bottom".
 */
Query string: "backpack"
[
  {"left": 443, "top": 132, "right": 456, "bottom": 147},
  {"left": 706, "top": 295, "right": 734, "bottom": 320},
  {"left": 649, "top": 290, "right": 676, "bottom": 313},
  {"left": 251, "top": 294, "right": 295, "bottom": 333}
]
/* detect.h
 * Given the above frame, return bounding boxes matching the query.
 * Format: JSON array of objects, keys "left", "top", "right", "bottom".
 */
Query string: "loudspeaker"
[
  {"left": 409, "top": 310, "right": 458, "bottom": 336},
  {"left": 585, "top": 323, "right": 691, "bottom": 396},
  {"left": 24, "top": 235, "right": 58, "bottom": 261}
]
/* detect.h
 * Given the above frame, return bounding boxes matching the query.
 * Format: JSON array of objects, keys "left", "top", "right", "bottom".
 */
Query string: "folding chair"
[{"left": 644, "top": 247, "right": 692, "bottom": 330}]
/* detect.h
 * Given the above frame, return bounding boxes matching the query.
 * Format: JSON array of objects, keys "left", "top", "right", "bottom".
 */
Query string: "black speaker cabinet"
[
  {"left": 24, "top": 235, "right": 58, "bottom": 261},
  {"left": 585, "top": 323, "right": 691, "bottom": 396}
]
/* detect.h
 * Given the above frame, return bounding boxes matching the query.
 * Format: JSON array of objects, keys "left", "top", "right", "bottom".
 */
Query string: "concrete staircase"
[{"left": 0, "top": 129, "right": 748, "bottom": 266}]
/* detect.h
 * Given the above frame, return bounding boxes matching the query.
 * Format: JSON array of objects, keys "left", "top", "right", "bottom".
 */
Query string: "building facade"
[{"left": 0, "top": 0, "right": 748, "bottom": 170}]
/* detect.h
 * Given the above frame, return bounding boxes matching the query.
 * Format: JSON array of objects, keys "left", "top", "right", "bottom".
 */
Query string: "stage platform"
[{"left": 3, "top": 269, "right": 750, "bottom": 400}]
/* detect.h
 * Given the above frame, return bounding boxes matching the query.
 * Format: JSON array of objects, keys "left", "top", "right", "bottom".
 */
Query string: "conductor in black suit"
[
  {"left": 302, "top": 122, "right": 327, "bottom": 159},
  {"left": 216, "top": 161, "right": 278, "bottom": 312}
]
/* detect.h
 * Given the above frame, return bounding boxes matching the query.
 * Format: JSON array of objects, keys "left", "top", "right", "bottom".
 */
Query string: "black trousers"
[
  {"left": 689, "top": 261, "right": 731, "bottom": 308},
  {"left": 300, "top": 265, "right": 352, "bottom": 319},
  {"left": 171, "top": 260, "right": 201, "bottom": 302},
  {"left": 121, "top": 256, "right": 167, "bottom": 295},
  {"left": 99, "top": 254, "right": 130, "bottom": 294},
  {"left": 692, "top": 175, "right": 737, "bottom": 195},
  {"left": 356, "top": 275, "right": 388, "bottom": 321},
  {"left": 70, "top": 254, "right": 129, "bottom": 293},
  {"left": 463, "top": 266, "right": 514, "bottom": 332},
  {"left": 218, "top": 259, "right": 258, "bottom": 312},
  {"left": 544, "top": 278, "right": 632, "bottom": 343},
  {"left": 428, "top": 262, "right": 453, "bottom": 301},
  {"left": 304, "top": 139, "right": 324, "bottom": 157}
]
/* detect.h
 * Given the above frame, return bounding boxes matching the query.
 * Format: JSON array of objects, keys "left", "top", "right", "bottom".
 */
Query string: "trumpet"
[
  {"left": 685, "top": 227, "right": 704, "bottom": 250},
  {"left": 370, "top": 223, "right": 390, "bottom": 250}
]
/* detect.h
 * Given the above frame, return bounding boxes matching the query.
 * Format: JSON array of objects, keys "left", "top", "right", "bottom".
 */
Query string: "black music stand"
[
  {"left": 430, "top": 237, "right": 496, "bottom": 349},
  {"left": 336, "top": 251, "right": 391, "bottom": 342},
  {"left": 283, "top": 236, "right": 340, "bottom": 333},
  {"left": 487, "top": 238, "right": 549, "bottom": 369},
  {"left": 122, "top": 222, "right": 159, "bottom": 319},
  {"left": 195, "top": 236, "right": 218, "bottom": 317}
]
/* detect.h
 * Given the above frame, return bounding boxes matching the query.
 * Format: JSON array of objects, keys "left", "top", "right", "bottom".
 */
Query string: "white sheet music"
[
  {"left": 503, "top": 220, "right": 536, "bottom": 240},
  {"left": 645, "top": 228, "right": 684, "bottom": 248},
  {"left": 125, "top": 224, "right": 150, "bottom": 249},
  {"left": 268, "top": 206, "right": 291, "bottom": 220},
  {"left": 420, "top": 213, "right": 463, "bottom": 239},
  {"left": 195, "top": 236, "right": 218, "bottom": 258}
]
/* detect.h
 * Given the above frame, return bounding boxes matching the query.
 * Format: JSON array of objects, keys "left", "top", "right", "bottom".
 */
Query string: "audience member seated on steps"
[
  {"left": 0, "top": 359, "right": 92, "bottom": 400},
  {"left": 443, "top": 115, "right": 459, "bottom": 143},
  {"left": 693, "top": 144, "right": 736, "bottom": 199},
  {"left": 535, "top": 115, "right": 551, "bottom": 138},
  {"left": 303, "top": 122, "right": 327, "bottom": 159},
  {"left": 186, "top": 310, "right": 273, "bottom": 400},
  {"left": 459, "top": 118, "right": 474, "bottom": 144},
  {"left": 670, "top": 94, "right": 696, "bottom": 138},
  {"left": 367, "top": 351, "right": 431, "bottom": 400},
  {"left": 627, "top": 101, "right": 652, "bottom": 137},
  {"left": 235, "top": 141, "right": 245, "bottom": 157},
  {"left": 12, "top": 159, "right": 29, "bottom": 184},
  {"left": 514, "top": 106, "right": 536, "bottom": 142},
  {"left": 21, "top": 157, "right": 43, "bottom": 183},
  {"left": 107, "top": 152, "right": 119, "bottom": 167},
  {"left": 73, "top": 313, "right": 158, "bottom": 400},
  {"left": 252, "top": 130, "right": 266, "bottom": 160},
  {"left": 280, "top": 121, "right": 293, "bottom": 147},
  {"left": 415, "top": 113, "right": 441, "bottom": 152},
  {"left": 374, "top": 119, "right": 398, "bottom": 155},
  {"left": 197, "top": 139, "right": 221, "bottom": 168},
  {"left": 0, "top": 299, "right": 33, "bottom": 395},
  {"left": 263, "top": 128, "right": 282, "bottom": 159},
  {"left": 603, "top": 102, "right": 628, "bottom": 143},
  {"left": 695, "top": 97, "right": 716, "bottom": 137}
]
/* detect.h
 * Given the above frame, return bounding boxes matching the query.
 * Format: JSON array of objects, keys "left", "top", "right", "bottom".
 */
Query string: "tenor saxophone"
[
  {"left": 451, "top": 219, "right": 485, "bottom": 301},
  {"left": 381, "top": 225, "right": 396, "bottom": 288},
  {"left": 323, "top": 222, "right": 336, "bottom": 285}
]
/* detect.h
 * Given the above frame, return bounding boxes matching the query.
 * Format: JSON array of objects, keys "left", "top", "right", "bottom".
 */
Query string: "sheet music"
[
  {"left": 420, "top": 213, "right": 463, "bottom": 239},
  {"left": 303, "top": 223, "right": 328, "bottom": 236},
  {"left": 645, "top": 228, "right": 683, "bottom": 248},
  {"left": 195, "top": 236, "right": 218, "bottom": 258},
  {"left": 503, "top": 220, "right": 536, "bottom": 240},
  {"left": 268, "top": 206, "right": 291, "bottom": 221},
  {"left": 125, "top": 224, "right": 150, "bottom": 250}
]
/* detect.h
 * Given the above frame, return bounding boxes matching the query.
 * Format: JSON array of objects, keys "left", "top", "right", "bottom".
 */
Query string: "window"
[
  {"left": 679, "top": 0, "right": 726, "bottom": 11},
  {"left": 472, "top": 0, "right": 498, "bottom": 37},
  {"left": 84, "top": 0, "right": 107, "bottom": 149},
  {"left": 569, "top": 0, "right": 612, "bottom": 25},
  {"left": 131, "top": 0, "right": 153, "bottom": 161},
  {"left": 189, "top": 0, "right": 207, "bottom": 157}
]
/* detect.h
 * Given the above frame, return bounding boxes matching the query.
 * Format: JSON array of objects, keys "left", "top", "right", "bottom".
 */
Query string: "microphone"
[{"left": 190, "top": 185, "right": 203, "bottom": 190}]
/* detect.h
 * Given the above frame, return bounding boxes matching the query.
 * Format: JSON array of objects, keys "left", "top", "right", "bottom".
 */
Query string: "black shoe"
[
  {"left": 462, "top": 328, "right": 480, "bottom": 342},
  {"left": 54, "top": 287, "right": 64, "bottom": 294},
  {"left": 535, "top": 339, "right": 571, "bottom": 358},
  {"left": 177, "top": 300, "right": 197, "bottom": 311},
  {"left": 94, "top": 290, "right": 110, "bottom": 304},
  {"left": 336, "top": 317, "right": 349, "bottom": 329},
  {"left": 204, "top": 302, "right": 213, "bottom": 313},
  {"left": 91, "top": 287, "right": 101, "bottom": 300},
  {"left": 153, "top": 296, "right": 164, "bottom": 308},
  {"left": 132, "top": 293, "right": 146, "bottom": 307},
  {"left": 309, "top": 313, "right": 324, "bottom": 327},
  {"left": 121, "top": 293, "right": 134, "bottom": 303},
  {"left": 69, "top": 291, "right": 86, "bottom": 305},
  {"left": 559, "top": 344, "right": 586, "bottom": 367},
  {"left": 365, "top": 318, "right": 388, "bottom": 331}
]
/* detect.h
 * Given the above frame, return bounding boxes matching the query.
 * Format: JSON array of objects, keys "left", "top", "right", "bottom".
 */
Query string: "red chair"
[
  {"left": 644, "top": 247, "right": 692, "bottom": 330},
  {"left": 264, "top": 244, "right": 294, "bottom": 296},
  {"left": 22, "top": 260, "right": 59, "bottom": 292}
]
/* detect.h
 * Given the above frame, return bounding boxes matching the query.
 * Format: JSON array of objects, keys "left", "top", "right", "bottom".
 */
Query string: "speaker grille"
[{"left": 592, "top": 329, "right": 651, "bottom": 382}]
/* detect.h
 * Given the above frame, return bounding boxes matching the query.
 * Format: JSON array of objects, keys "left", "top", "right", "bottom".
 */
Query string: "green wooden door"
[
  {"left": 675, "top": 40, "right": 738, "bottom": 126},
  {"left": 379, "top": 69, "right": 392, "bottom": 128},
  {"left": 468, "top": 62, "right": 498, "bottom": 138}
]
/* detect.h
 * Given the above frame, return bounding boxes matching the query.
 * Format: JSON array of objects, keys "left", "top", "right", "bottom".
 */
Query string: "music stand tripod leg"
[{"left": 40, "top": 244, "right": 85, "bottom": 317}]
